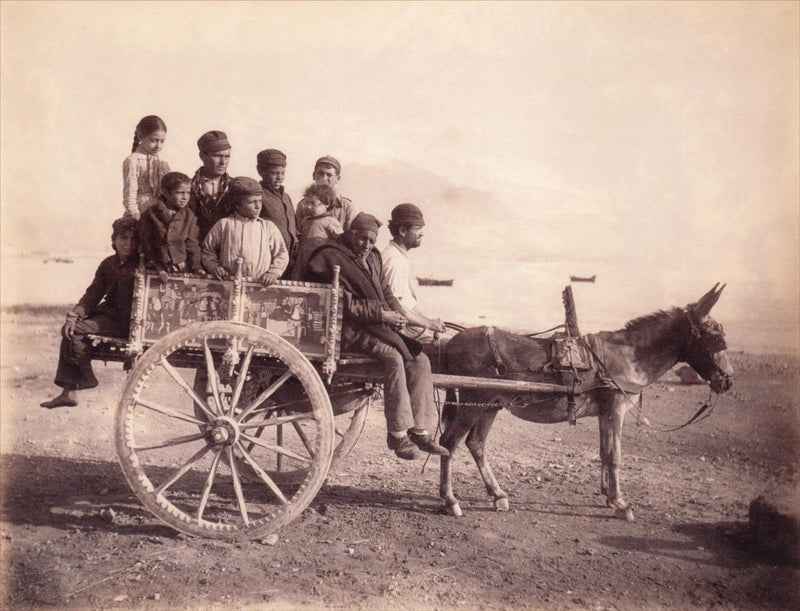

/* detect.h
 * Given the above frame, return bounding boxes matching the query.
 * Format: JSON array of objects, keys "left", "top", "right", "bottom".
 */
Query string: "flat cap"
[
  {"left": 257, "top": 149, "right": 287, "bottom": 167},
  {"left": 350, "top": 212, "right": 382, "bottom": 234},
  {"left": 314, "top": 155, "right": 341, "bottom": 175},
  {"left": 389, "top": 203, "right": 425, "bottom": 226},
  {"left": 197, "top": 130, "right": 231, "bottom": 153},
  {"left": 228, "top": 176, "right": 263, "bottom": 197}
]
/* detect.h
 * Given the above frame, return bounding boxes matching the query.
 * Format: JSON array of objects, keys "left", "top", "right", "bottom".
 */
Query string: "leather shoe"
[
  {"left": 387, "top": 433, "right": 421, "bottom": 460},
  {"left": 408, "top": 431, "right": 449, "bottom": 456}
]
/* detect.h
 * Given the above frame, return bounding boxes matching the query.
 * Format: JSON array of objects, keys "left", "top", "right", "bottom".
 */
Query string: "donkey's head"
[{"left": 681, "top": 283, "right": 733, "bottom": 394}]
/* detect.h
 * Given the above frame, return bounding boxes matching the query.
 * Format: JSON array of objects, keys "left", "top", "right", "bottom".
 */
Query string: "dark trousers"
[{"left": 54, "top": 315, "right": 126, "bottom": 390}]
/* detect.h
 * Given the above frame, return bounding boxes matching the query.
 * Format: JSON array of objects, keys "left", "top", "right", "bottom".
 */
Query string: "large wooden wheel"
[{"left": 115, "top": 322, "right": 334, "bottom": 540}]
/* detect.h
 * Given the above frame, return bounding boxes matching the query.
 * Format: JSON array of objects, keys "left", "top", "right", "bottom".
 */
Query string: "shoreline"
[{"left": 3, "top": 304, "right": 798, "bottom": 360}]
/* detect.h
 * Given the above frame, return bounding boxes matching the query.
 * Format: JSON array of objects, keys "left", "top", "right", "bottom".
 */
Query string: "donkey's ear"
[{"left": 692, "top": 283, "right": 726, "bottom": 318}]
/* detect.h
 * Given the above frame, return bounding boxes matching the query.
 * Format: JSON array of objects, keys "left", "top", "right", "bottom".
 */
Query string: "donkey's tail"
[{"left": 441, "top": 390, "right": 458, "bottom": 429}]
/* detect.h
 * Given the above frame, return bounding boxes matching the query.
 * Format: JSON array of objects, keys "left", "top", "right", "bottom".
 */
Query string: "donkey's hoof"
[
  {"left": 444, "top": 503, "right": 463, "bottom": 517},
  {"left": 494, "top": 497, "right": 509, "bottom": 512},
  {"left": 615, "top": 506, "right": 635, "bottom": 522}
]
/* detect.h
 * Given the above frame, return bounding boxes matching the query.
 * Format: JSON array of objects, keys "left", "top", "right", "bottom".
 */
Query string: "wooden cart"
[{"left": 87, "top": 264, "right": 573, "bottom": 540}]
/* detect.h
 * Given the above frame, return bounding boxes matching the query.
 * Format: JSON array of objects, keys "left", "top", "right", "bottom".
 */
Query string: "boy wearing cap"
[
  {"left": 256, "top": 148, "right": 298, "bottom": 272},
  {"left": 303, "top": 212, "right": 448, "bottom": 460},
  {"left": 202, "top": 176, "right": 289, "bottom": 285},
  {"left": 189, "top": 130, "right": 234, "bottom": 242},
  {"left": 41, "top": 218, "right": 140, "bottom": 409},
  {"left": 296, "top": 155, "right": 357, "bottom": 231},
  {"left": 382, "top": 203, "right": 447, "bottom": 343}
]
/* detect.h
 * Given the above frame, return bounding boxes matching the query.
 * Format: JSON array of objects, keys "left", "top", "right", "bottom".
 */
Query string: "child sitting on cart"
[
  {"left": 201, "top": 176, "right": 289, "bottom": 285},
  {"left": 292, "top": 183, "right": 343, "bottom": 280},
  {"left": 138, "top": 172, "right": 204, "bottom": 282},
  {"left": 41, "top": 218, "right": 140, "bottom": 409}
]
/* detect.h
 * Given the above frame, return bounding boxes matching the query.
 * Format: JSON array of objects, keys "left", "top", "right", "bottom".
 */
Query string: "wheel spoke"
[
  {"left": 226, "top": 447, "right": 250, "bottom": 525},
  {"left": 117, "top": 321, "right": 334, "bottom": 539},
  {"left": 238, "top": 413, "right": 314, "bottom": 429},
  {"left": 159, "top": 357, "right": 216, "bottom": 421},
  {"left": 133, "top": 432, "right": 207, "bottom": 451},
  {"left": 197, "top": 449, "right": 223, "bottom": 522},
  {"left": 240, "top": 432, "right": 313, "bottom": 464},
  {"left": 155, "top": 444, "right": 213, "bottom": 495},
  {"left": 291, "top": 421, "right": 314, "bottom": 456},
  {"left": 203, "top": 339, "right": 224, "bottom": 416},
  {"left": 228, "top": 345, "right": 255, "bottom": 415},
  {"left": 134, "top": 398, "right": 205, "bottom": 426},
  {"left": 235, "top": 441, "right": 289, "bottom": 503},
  {"left": 236, "top": 370, "right": 294, "bottom": 423}
]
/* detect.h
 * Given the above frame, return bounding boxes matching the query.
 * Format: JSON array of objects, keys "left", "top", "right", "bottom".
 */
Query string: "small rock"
[
  {"left": 260, "top": 534, "right": 279, "bottom": 546},
  {"left": 152, "top": 593, "right": 161, "bottom": 601},
  {"left": 113, "top": 594, "right": 128, "bottom": 602},
  {"left": 100, "top": 508, "right": 117, "bottom": 523}
]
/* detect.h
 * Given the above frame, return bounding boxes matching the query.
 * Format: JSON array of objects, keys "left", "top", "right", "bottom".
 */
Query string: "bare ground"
[{"left": 1, "top": 307, "right": 799, "bottom": 610}]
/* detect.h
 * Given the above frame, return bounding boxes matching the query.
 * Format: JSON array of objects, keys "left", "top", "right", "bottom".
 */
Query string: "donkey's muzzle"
[{"left": 710, "top": 351, "right": 733, "bottom": 394}]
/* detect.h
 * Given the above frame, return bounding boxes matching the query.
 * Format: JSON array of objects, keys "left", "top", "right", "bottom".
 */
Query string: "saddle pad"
[{"left": 551, "top": 333, "right": 592, "bottom": 371}]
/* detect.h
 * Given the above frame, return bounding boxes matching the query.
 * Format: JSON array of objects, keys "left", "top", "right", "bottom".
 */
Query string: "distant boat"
[
  {"left": 417, "top": 277, "right": 454, "bottom": 287},
  {"left": 570, "top": 275, "right": 596, "bottom": 283},
  {"left": 43, "top": 257, "right": 74, "bottom": 264}
]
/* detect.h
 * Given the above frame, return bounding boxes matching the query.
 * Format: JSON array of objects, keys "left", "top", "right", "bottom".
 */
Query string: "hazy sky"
[{"left": 1, "top": 2, "right": 798, "bottom": 317}]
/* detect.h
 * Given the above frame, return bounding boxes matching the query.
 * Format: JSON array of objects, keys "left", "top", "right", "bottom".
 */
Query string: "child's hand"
[
  {"left": 193, "top": 269, "right": 208, "bottom": 278},
  {"left": 259, "top": 272, "right": 279, "bottom": 286},
  {"left": 158, "top": 270, "right": 169, "bottom": 284},
  {"left": 212, "top": 267, "right": 229, "bottom": 281}
]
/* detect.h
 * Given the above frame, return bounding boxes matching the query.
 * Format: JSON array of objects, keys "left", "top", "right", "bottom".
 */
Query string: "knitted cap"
[
  {"left": 228, "top": 176, "right": 263, "bottom": 197},
  {"left": 112, "top": 217, "right": 138, "bottom": 239},
  {"left": 314, "top": 155, "right": 341, "bottom": 175},
  {"left": 350, "top": 212, "right": 382, "bottom": 234},
  {"left": 389, "top": 203, "right": 425, "bottom": 227},
  {"left": 257, "top": 149, "right": 287, "bottom": 167},
  {"left": 197, "top": 130, "right": 231, "bottom": 153}
]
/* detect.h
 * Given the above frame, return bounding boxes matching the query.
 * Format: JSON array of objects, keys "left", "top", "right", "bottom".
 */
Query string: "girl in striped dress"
[{"left": 122, "top": 115, "right": 170, "bottom": 219}]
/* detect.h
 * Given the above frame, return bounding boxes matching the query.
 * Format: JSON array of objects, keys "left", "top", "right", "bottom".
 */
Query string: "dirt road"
[{"left": 1, "top": 308, "right": 798, "bottom": 609}]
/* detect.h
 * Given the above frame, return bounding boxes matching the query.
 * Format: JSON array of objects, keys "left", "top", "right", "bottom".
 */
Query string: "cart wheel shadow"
[{"left": 1, "top": 453, "right": 178, "bottom": 538}]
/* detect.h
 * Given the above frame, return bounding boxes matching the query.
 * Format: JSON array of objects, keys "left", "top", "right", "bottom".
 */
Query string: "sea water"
[{"left": 2, "top": 252, "right": 797, "bottom": 356}]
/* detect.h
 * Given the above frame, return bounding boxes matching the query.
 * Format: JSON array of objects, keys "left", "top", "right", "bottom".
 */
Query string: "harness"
[{"left": 484, "top": 326, "right": 609, "bottom": 424}]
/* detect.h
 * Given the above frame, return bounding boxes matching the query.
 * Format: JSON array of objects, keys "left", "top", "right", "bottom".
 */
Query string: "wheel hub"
[{"left": 207, "top": 416, "right": 238, "bottom": 446}]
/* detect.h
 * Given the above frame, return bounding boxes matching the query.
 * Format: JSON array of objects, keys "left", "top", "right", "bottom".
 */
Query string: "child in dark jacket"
[
  {"left": 138, "top": 172, "right": 204, "bottom": 281},
  {"left": 40, "top": 218, "right": 140, "bottom": 408}
]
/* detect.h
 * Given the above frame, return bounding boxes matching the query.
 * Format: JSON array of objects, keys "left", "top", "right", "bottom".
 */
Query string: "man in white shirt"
[{"left": 381, "top": 203, "right": 447, "bottom": 343}]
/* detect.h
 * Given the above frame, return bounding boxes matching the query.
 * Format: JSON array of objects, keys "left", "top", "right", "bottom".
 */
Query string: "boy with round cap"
[
  {"left": 382, "top": 203, "right": 447, "bottom": 343},
  {"left": 296, "top": 155, "right": 357, "bottom": 231},
  {"left": 303, "top": 212, "right": 448, "bottom": 460},
  {"left": 189, "top": 130, "right": 234, "bottom": 242},
  {"left": 201, "top": 176, "right": 288, "bottom": 285},
  {"left": 256, "top": 148, "right": 297, "bottom": 272},
  {"left": 41, "top": 218, "right": 140, "bottom": 408}
]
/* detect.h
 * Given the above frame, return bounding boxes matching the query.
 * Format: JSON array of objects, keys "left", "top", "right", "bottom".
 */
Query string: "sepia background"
[{"left": 2, "top": 1, "right": 798, "bottom": 354}]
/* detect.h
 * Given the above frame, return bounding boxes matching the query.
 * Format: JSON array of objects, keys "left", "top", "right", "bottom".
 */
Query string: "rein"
[{"left": 579, "top": 336, "right": 718, "bottom": 433}]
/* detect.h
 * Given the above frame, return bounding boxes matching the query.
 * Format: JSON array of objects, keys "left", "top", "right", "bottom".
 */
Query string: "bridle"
[{"left": 681, "top": 307, "right": 731, "bottom": 392}]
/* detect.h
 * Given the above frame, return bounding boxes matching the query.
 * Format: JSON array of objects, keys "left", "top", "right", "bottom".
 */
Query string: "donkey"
[{"left": 439, "top": 284, "right": 733, "bottom": 521}]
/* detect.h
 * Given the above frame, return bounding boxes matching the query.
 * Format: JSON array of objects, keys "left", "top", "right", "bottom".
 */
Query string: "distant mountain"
[{"left": 337, "top": 159, "right": 624, "bottom": 262}]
